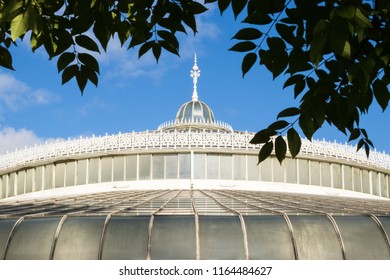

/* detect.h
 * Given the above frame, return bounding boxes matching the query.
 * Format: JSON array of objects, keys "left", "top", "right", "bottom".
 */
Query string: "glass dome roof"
[{"left": 176, "top": 100, "right": 215, "bottom": 124}]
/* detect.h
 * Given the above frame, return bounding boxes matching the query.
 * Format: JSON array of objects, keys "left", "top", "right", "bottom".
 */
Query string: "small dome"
[{"left": 176, "top": 100, "right": 215, "bottom": 123}]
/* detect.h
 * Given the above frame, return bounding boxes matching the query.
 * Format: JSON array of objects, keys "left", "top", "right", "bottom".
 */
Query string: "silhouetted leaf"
[
  {"left": 250, "top": 129, "right": 270, "bottom": 144},
  {"left": 57, "top": 52, "right": 76, "bottom": 73},
  {"left": 258, "top": 141, "right": 273, "bottom": 164},
  {"left": 277, "top": 107, "right": 300, "bottom": 119},
  {"left": 275, "top": 136, "right": 287, "bottom": 164},
  {"left": 232, "top": 28, "right": 262, "bottom": 40},
  {"left": 75, "top": 35, "right": 100, "bottom": 53},
  {"left": 242, "top": 52, "right": 257, "bottom": 77},
  {"left": 229, "top": 41, "right": 257, "bottom": 52},
  {"left": 232, "top": 0, "right": 247, "bottom": 19},
  {"left": 287, "top": 128, "right": 301, "bottom": 158}
]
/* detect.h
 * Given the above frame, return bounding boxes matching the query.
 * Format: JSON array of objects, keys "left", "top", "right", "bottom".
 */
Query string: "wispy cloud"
[
  {"left": 0, "top": 72, "right": 59, "bottom": 111},
  {"left": 0, "top": 127, "right": 62, "bottom": 154}
]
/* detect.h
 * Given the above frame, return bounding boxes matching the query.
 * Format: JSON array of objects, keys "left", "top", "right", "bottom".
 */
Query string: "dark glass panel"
[
  {"left": 6, "top": 218, "right": 61, "bottom": 260},
  {"left": 101, "top": 216, "right": 150, "bottom": 260},
  {"left": 199, "top": 216, "right": 244, "bottom": 259},
  {"left": 151, "top": 216, "right": 196, "bottom": 259},
  {"left": 245, "top": 216, "right": 294, "bottom": 260},
  {"left": 53, "top": 216, "right": 105, "bottom": 260},
  {"left": 289, "top": 215, "right": 343, "bottom": 259}
]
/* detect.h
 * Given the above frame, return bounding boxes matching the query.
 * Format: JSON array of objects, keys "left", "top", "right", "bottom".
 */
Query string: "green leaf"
[
  {"left": 277, "top": 107, "right": 300, "bottom": 119},
  {"left": 75, "top": 35, "right": 101, "bottom": 53},
  {"left": 354, "top": 8, "right": 372, "bottom": 28},
  {"left": 62, "top": 64, "right": 78, "bottom": 85},
  {"left": 0, "top": 46, "right": 15, "bottom": 70},
  {"left": 241, "top": 52, "right": 257, "bottom": 77},
  {"left": 232, "top": 28, "right": 262, "bottom": 40},
  {"left": 275, "top": 136, "right": 287, "bottom": 164},
  {"left": 287, "top": 128, "right": 301, "bottom": 158},
  {"left": 250, "top": 129, "right": 270, "bottom": 144},
  {"left": 78, "top": 53, "right": 100, "bottom": 74},
  {"left": 57, "top": 52, "right": 76, "bottom": 73},
  {"left": 257, "top": 141, "right": 273, "bottom": 164},
  {"left": 10, "top": 11, "right": 29, "bottom": 41},
  {"left": 232, "top": 0, "right": 247, "bottom": 19},
  {"left": 335, "top": 5, "right": 355, "bottom": 19},
  {"left": 373, "top": 79, "right": 389, "bottom": 111},
  {"left": 229, "top": 41, "right": 257, "bottom": 52}
]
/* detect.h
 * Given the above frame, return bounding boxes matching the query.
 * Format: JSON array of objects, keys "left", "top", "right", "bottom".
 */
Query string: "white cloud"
[
  {"left": 0, "top": 72, "right": 58, "bottom": 111},
  {"left": 0, "top": 127, "right": 61, "bottom": 154}
]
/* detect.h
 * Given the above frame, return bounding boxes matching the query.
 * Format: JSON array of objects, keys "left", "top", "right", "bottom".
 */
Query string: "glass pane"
[
  {"left": 126, "top": 155, "right": 137, "bottom": 180},
  {"left": 17, "top": 171, "right": 25, "bottom": 195},
  {"left": 371, "top": 172, "right": 379, "bottom": 196},
  {"left": 199, "top": 216, "right": 245, "bottom": 259},
  {"left": 333, "top": 164, "right": 342, "bottom": 189},
  {"left": 166, "top": 154, "right": 178, "bottom": 179},
  {"left": 55, "top": 163, "right": 65, "bottom": 188},
  {"left": 178, "top": 153, "right": 190, "bottom": 179},
  {"left": 53, "top": 216, "right": 105, "bottom": 260},
  {"left": 333, "top": 216, "right": 390, "bottom": 259},
  {"left": 234, "top": 155, "right": 246, "bottom": 180},
  {"left": 344, "top": 166, "right": 353, "bottom": 190},
  {"left": 273, "top": 158, "right": 284, "bottom": 182},
  {"left": 285, "top": 158, "right": 297, "bottom": 184},
  {"left": 0, "top": 176, "right": 4, "bottom": 199},
  {"left": 151, "top": 216, "right": 196, "bottom": 259},
  {"left": 113, "top": 156, "right": 125, "bottom": 181},
  {"left": 321, "top": 162, "right": 331, "bottom": 187},
  {"left": 139, "top": 155, "right": 151, "bottom": 180},
  {"left": 353, "top": 167, "right": 362, "bottom": 192},
  {"left": 0, "top": 219, "right": 18, "bottom": 259},
  {"left": 88, "top": 158, "right": 99, "bottom": 184},
  {"left": 101, "top": 157, "right": 112, "bottom": 182},
  {"left": 220, "top": 155, "right": 232, "bottom": 180},
  {"left": 25, "top": 169, "right": 33, "bottom": 193},
  {"left": 9, "top": 173, "right": 15, "bottom": 196},
  {"left": 380, "top": 174, "right": 388, "bottom": 198},
  {"left": 245, "top": 215, "right": 294, "bottom": 260},
  {"left": 66, "top": 161, "right": 76, "bottom": 187},
  {"left": 152, "top": 155, "right": 165, "bottom": 180},
  {"left": 101, "top": 216, "right": 150, "bottom": 260},
  {"left": 6, "top": 218, "right": 61, "bottom": 260},
  {"left": 194, "top": 153, "right": 205, "bottom": 179},
  {"left": 35, "top": 166, "right": 43, "bottom": 192},
  {"left": 44, "top": 165, "right": 53, "bottom": 190},
  {"left": 362, "top": 170, "right": 370, "bottom": 194},
  {"left": 207, "top": 154, "right": 219, "bottom": 180},
  {"left": 247, "top": 155, "right": 259, "bottom": 181},
  {"left": 298, "top": 159, "right": 309, "bottom": 185},
  {"left": 289, "top": 215, "right": 343, "bottom": 259},
  {"left": 310, "top": 161, "right": 320, "bottom": 186},
  {"left": 76, "top": 160, "right": 87, "bottom": 185},
  {"left": 260, "top": 158, "right": 272, "bottom": 182}
]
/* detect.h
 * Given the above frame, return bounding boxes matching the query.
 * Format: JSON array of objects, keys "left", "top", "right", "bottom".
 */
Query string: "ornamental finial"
[{"left": 190, "top": 54, "right": 200, "bottom": 101}]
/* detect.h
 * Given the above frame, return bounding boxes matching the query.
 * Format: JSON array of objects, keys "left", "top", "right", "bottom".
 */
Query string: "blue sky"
[{"left": 0, "top": 5, "right": 389, "bottom": 155}]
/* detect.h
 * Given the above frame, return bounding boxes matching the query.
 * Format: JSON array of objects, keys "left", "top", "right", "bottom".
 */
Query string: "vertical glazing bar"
[
  {"left": 98, "top": 214, "right": 112, "bottom": 260},
  {"left": 2, "top": 217, "right": 24, "bottom": 260},
  {"left": 238, "top": 215, "right": 249, "bottom": 260},
  {"left": 282, "top": 214, "right": 299, "bottom": 260},
  {"left": 326, "top": 214, "right": 346, "bottom": 260},
  {"left": 49, "top": 215, "right": 68, "bottom": 260},
  {"left": 370, "top": 214, "right": 390, "bottom": 255},
  {"left": 146, "top": 215, "right": 155, "bottom": 260}
]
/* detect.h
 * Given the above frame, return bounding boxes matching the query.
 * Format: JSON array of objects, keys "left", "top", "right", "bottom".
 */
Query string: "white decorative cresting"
[
  {"left": 0, "top": 130, "right": 389, "bottom": 172},
  {"left": 190, "top": 54, "right": 200, "bottom": 101}
]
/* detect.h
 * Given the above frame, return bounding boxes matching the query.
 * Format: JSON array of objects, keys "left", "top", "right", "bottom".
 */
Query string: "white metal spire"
[{"left": 190, "top": 54, "right": 200, "bottom": 101}]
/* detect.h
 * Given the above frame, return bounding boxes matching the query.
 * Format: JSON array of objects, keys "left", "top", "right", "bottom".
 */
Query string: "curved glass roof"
[{"left": 1, "top": 189, "right": 390, "bottom": 260}]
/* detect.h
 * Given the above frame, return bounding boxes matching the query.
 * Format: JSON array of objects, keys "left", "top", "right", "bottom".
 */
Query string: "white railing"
[{"left": 0, "top": 130, "right": 389, "bottom": 172}]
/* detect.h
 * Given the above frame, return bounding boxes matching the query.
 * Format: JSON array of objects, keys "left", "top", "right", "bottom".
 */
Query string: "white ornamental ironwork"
[{"left": 0, "top": 130, "right": 389, "bottom": 172}]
